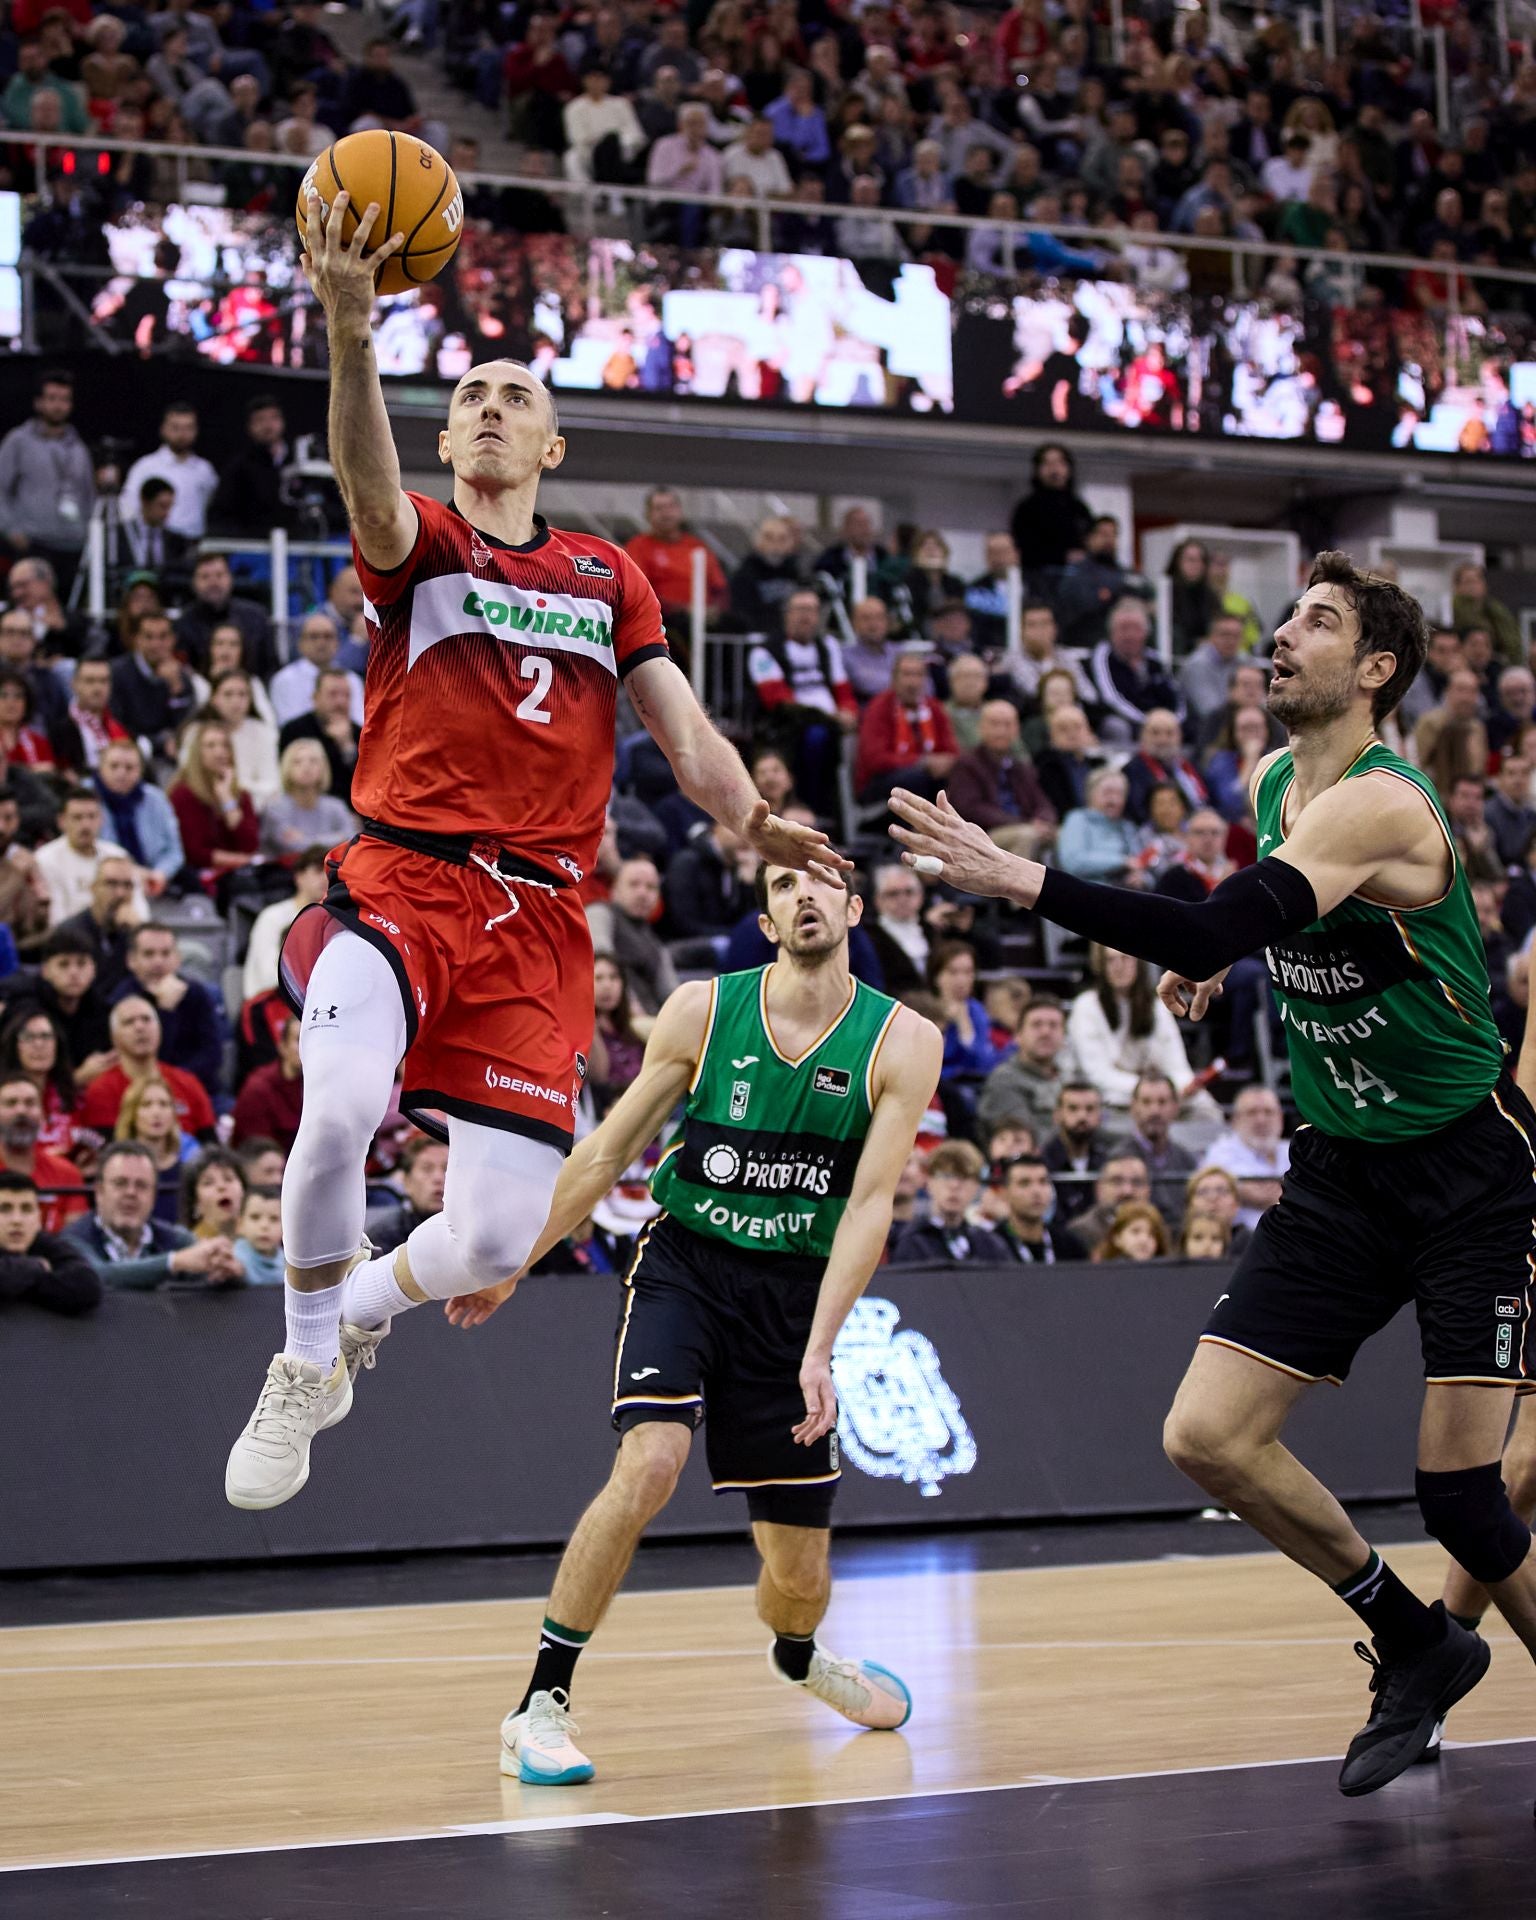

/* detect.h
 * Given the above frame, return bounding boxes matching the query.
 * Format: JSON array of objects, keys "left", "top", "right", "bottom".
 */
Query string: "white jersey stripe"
[{"left": 406, "top": 572, "right": 619, "bottom": 675}]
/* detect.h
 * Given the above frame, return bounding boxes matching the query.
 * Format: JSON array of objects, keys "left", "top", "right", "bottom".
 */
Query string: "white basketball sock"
[
  {"left": 283, "top": 1279, "right": 344, "bottom": 1369},
  {"left": 340, "top": 1252, "right": 417, "bottom": 1331}
]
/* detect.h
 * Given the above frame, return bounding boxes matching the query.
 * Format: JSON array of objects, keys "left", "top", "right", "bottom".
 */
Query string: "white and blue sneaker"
[
  {"left": 499, "top": 1689, "right": 595, "bottom": 1784},
  {"left": 769, "top": 1643, "right": 913, "bottom": 1730}
]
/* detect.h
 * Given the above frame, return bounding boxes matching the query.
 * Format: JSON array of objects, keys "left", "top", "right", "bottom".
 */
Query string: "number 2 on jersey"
[
  {"left": 516, "top": 655, "right": 553, "bottom": 725},
  {"left": 1324, "top": 1054, "right": 1400, "bottom": 1109}
]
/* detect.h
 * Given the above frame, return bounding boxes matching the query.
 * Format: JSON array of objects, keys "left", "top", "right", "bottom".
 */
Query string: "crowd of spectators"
[
  {"left": 4, "top": 0, "right": 1536, "bottom": 339},
  {"left": 3, "top": 339, "right": 1534, "bottom": 1312}
]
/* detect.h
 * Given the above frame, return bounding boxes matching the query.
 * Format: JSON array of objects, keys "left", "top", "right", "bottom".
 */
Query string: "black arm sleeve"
[{"left": 1033, "top": 856, "right": 1318, "bottom": 980}]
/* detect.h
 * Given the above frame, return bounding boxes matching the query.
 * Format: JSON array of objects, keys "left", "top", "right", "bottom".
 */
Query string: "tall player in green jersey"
[
  {"left": 889, "top": 551, "right": 1536, "bottom": 1803},
  {"left": 446, "top": 862, "right": 941, "bottom": 1784}
]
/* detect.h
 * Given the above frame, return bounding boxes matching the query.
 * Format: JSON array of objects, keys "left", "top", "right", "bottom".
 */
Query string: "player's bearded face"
[
  {"left": 1266, "top": 651, "right": 1358, "bottom": 726},
  {"left": 765, "top": 874, "right": 854, "bottom": 960}
]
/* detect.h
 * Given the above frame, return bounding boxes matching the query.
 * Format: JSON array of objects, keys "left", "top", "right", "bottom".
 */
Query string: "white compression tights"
[{"left": 285, "top": 929, "right": 564, "bottom": 1292}]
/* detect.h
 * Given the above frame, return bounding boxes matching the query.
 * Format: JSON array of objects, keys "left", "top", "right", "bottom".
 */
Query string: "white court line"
[
  {"left": 0, "top": 1527, "right": 1440, "bottom": 1636},
  {"left": 5, "top": 1736, "right": 1533, "bottom": 1876},
  {"left": 4, "top": 1631, "right": 1526, "bottom": 1679}
]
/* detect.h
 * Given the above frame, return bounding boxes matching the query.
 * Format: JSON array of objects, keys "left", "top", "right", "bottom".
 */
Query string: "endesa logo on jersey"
[
  {"left": 571, "top": 554, "right": 615, "bottom": 579},
  {"left": 462, "top": 590, "right": 613, "bottom": 650}
]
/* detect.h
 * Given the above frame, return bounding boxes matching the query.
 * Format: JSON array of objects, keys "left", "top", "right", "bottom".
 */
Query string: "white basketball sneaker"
[
  {"left": 224, "top": 1353, "right": 349, "bottom": 1510},
  {"left": 338, "top": 1317, "right": 390, "bottom": 1386},
  {"left": 500, "top": 1689, "right": 595, "bottom": 1785},
  {"left": 769, "top": 1643, "right": 912, "bottom": 1730}
]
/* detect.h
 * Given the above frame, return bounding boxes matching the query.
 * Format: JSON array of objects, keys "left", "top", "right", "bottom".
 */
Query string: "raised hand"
[
  {"left": 300, "top": 189, "right": 404, "bottom": 327},
  {"left": 741, "top": 798, "right": 853, "bottom": 889},
  {"left": 887, "top": 788, "right": 1017, "bottom": 898}
]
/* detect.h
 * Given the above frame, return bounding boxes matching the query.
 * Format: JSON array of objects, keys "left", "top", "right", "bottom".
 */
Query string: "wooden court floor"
[{"left": 4, "top": 1540, "right": 1535, "bottom": 1873}]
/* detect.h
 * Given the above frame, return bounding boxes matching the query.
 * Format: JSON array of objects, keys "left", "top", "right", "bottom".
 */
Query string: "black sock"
[
  {"left": 1333, "top": 1550, "right": 1444, "bottom": 1658},
  {"left": 517, "top": 1617, "right": 591, "bottom": 1713},
  {"left": 773, "top": 1632, "right": 815, "bottom": 1682},
  {"left": 1448, "top": 1610, "right": 1484, "bottom": 1632}
]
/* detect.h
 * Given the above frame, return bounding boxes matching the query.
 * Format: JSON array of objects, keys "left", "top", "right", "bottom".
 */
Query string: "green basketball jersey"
[
  {"left": 1254, "top": 741, "right": 1503, "bottom": 1142},
  {"left": 649, "top": 966, "right": 901, "bottom": 1258}
]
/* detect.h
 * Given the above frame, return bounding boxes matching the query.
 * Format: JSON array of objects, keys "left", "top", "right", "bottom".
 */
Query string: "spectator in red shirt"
[
  {"left": 231, "top": 1015, "right": 304, "bottom": 1153},
  {"left": 855, "top": 646, "right": 959, "bottom": 805},
  {"left": 0, "top": 1071, "right": 86, "bottom": 1233},
  {"left": 0, "top": 669, "right": 56, "bottom": 771},
  {"left": 170, "top": 717, "right": 260, "bottom": 890},
  {"left": 74, "top": 995, "right": 217, "bottom": 1141},
  {"left": 623, "top": 488, "right": 728, "bottom": 623}
]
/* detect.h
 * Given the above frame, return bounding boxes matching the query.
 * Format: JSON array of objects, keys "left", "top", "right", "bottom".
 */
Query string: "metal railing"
[{"left": 19, "top": 130, "right": 1536, "bottom": 307}]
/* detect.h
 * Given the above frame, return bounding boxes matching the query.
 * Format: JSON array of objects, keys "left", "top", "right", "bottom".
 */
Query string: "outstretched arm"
[
  {"left": 626, "top": 654, "right": 853, "bottom": 884},
  {"left": 301, "top": 188, "right": 418, "bottom": 572},
  {"left": 442, "top": 980, "right": 713, "bottom": 1326},
  {"left": 793, "top": 1009, "right": 943, "bottom": 1444},
  {"left": 888, "top": 776, "right": 1445, "bottom": 985}
]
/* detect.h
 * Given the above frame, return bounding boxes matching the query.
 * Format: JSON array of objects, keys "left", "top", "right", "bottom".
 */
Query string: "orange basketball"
[{"left": 297, "top": 129, "right": 462, "bottom": 297}]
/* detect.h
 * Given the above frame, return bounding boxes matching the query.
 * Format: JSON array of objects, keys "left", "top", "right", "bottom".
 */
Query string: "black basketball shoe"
[{"left": 1339, "top": 1604, "right": 1489, "bottom": 1797}]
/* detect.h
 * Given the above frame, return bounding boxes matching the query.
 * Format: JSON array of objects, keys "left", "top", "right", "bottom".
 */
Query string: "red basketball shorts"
[{"left": 279, "top": 833, "right": 593, "bottom": 1151}]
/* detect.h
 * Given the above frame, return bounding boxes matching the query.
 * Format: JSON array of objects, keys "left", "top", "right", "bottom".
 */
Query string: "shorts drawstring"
[{"left": 470, "top": 850, "right": 559, "bottom": 932}]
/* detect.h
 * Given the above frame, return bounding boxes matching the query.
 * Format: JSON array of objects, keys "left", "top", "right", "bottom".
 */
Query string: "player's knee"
[
  {"left": 1163, "top": 1405, "right": 1246, "bottom": 1490},
  {"left": 613, "top": 1424, "right": 688, "bottom": 1516},
  {"left": 762, "top": 1552, "right": 829, "bottom": 1608},
  {"left": 289, "top": 1087, "right": 377, "bottom": 1176},
  {"left": 1417, "top": 1462, "right": 1533, "bottom": 1585},
  {"left": 1500, "top": 1433, "right": 1536, "bottom": 1517},
  {"left": 440, "top": 1205, "right": 540, "bottom": 1289}
]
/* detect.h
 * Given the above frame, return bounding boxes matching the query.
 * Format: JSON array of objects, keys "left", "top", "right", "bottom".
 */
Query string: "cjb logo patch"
[{"left": 814, "top": 1066, "right": 851, "bottom": 1097}]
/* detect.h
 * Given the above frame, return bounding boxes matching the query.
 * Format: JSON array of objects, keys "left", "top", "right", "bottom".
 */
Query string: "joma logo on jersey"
[
  {"left": 462, "top": 590, "right": 613, "bottom": 649},
  {"left": 814, "top": 1066, "right": 852, "bottom": 1097}
]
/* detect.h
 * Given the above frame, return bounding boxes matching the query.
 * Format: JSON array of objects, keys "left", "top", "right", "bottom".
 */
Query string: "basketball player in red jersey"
[{"left": 226, "top": 194, "right": 847, "bottom": 1509}]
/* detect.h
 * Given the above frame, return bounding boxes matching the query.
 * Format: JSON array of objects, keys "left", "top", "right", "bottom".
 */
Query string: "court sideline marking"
[{"left": 5, "top": 1736, "right": 1532, "bottom": 1875}]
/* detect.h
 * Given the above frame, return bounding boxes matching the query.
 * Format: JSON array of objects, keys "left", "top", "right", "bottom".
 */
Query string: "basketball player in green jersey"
[
  {"left": 445, "top": 861, "right": 941, "bottom": 1784},
  {"left": 889, "top": 551, "right": 1536, "bottom": 1800}
]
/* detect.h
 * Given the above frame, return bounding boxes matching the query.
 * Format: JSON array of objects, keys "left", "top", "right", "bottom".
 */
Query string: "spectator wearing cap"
[
  {"left": 232, "top": 1014, "right": 303, "bottom": 1152},
  {"left": 0, "top": 1071, "right": 85, "bottom": 1234},
  {"left": 889, "top": 1141, "right": 997, "bottom": 1265},
  {"left": 74, "top": 995, "right": 217, "bottom": 1141},
  {"left": 119, "top": 480, "right": 196, "bottom": 587},
  {"left": 94, "top": 738, "right": 185, "bottom": 896},
  {"left": 174, "top": 552, "right": 277, "bottom": 681},
  {"left": 0, "top": 369, "right": 95, "bottom": 594},
  {"left": 123, "top": 404, "right": 219, "bottom": 541},
  {"left": 110, "top": 921, "right": 226, "bottom": 1096},
  {"left": 623, "top": 489, "right": 728, "bottom": 625},
  {"left": 944, "top": 700, "right": 1057, "bottom": 858},
  {"left": 62, "top": 1140, "right": 243, "bottom": 1291},
  {"left": 855, "top": 648, "right": 959, "bottom": 807},
  {"left": 0, "top": 1167, "right": 100, "bottom": 1314}
]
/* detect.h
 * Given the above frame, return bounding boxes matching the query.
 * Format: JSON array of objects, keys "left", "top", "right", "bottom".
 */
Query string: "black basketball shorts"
[
  {"left": 1204, "top": 1077, "right": 1536, "bottom": 1390},
  {"left": 610, "top": 1213, "right": 840, "bottom": 1519}
]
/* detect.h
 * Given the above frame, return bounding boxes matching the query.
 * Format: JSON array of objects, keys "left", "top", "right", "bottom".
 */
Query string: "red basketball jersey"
[{"left": 351, "top": 493, "right": 669, "bottom": 874}]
